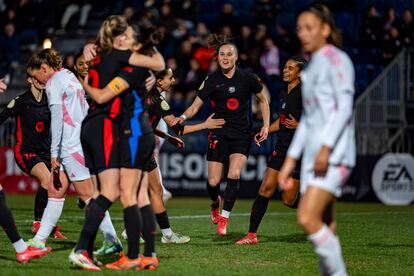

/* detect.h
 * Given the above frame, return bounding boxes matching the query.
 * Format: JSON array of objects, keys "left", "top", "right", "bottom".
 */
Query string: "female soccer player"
[
  {"left": 174, "top": 34, "right": 270, "bottom": 236},
  {"left": 0, "top": 75, "right": 65, "bottom": 239},
  {"left": 279, "top": 4, "right": 355, "bottom": 275},
  {"left": 73, "top": 52, "right": 89, "bottom": 83},
  {"left": 26, "top": 49, "right": 120, "bottom": 264},
  {"left": 0, "top": 83, "right": 51, "bottom": 263},
  {"left": 96, "top": 67, "right": 225, "bottom": 245},
  {"left": 236, "top": 56, "right": 306, "bottom": 245},
  {"left": 70, "top": 16, "right": 164, "bottom": 271}
]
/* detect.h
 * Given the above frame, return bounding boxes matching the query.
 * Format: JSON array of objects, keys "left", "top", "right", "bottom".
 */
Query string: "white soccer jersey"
[
  {"left": 47, "top": 69, "right": 89, "bottom": 158},
  {"left": 287, "top": 44, "right": 356, "bottom": 169}
]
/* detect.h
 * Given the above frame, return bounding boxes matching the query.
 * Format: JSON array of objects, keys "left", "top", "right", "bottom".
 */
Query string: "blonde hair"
[
  {"left": 27, "top": 48, "right": 63, "bottom": 70},
  {"left": 96, "top": 15, "right": 128, "bottom": 51}
]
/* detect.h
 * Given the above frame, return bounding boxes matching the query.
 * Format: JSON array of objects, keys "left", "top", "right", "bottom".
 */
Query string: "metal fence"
[{"left": 355, "top": 48, "right": 413, "bottom": 155}]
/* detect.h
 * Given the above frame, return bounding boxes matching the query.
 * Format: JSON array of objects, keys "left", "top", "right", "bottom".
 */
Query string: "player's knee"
[
  {"left": 227, "top": 171, "right": 241, "bottom": 179},
  {"left": 120, "top": 192, "right": 136, "bottom": 208},
  {"left": 208, "top": 176, "right": 221, "bottom": 186},
  {"left": 259, "top": 184, "right": 275, "bottom": 198},
  {"left": 297, "top": 211, "right": 314, "bottom": 231}
]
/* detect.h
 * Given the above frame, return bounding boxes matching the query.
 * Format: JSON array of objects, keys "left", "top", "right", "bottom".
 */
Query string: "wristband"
[{"left": 180, "top": 114, "right": 187, "bottom": 121}]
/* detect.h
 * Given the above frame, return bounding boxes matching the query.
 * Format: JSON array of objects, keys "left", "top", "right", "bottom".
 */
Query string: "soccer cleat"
[
  {"left": 235, "top": 233, "right": 258, "bottom": 245},
  {"left": 105, "top": 253, "right": 141, "bottom": 270},
  {"left": 53, "top": 226, "right": 68, "bottom": 239},
  {"left": 16, "top": 246, "right": 51, "bottom": 264},
  {"left": 26, "top": 238, "right": 48, "bottom": 250},
  {"left": 216, "top": 216, "right": 228, "bottom": 236},
  {"left": 137, "top": 255, "right": 158, "bottom": 270},
  {"left": 94, "top": 239, "right": 123, "bottom": 256},
  {"left": 121, "top": 229, "right": 145, "bottom": 243},
  {"left": 210, "top": 196, "right": 221, "bottom": 224},
  {"left": 32, "top": 221, "right": 41, "bottom": 234},
  {"left": 68, "top": 249, "right": 101, "bottom": 271},
  {"left": 162, "top": 190, "right": 172, "bottom": 205},
  {"left": 161, "top": 232, "right": 190, "bottom": 244}
]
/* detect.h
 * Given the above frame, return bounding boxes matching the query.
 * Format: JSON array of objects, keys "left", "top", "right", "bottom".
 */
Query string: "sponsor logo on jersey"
[
  {"left": 226, "top": 98, "right": 239, "bottom": 110},
  {"left": 372, "top": 153, "right": 414, "bottom": 205},
  {"left": 160, "top": 100, "right": 170, "bottom": 111}
]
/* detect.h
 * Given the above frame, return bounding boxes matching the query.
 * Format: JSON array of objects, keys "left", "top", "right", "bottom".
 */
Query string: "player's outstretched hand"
[
  {"left": 313, "top": 145, "right": 331, "bottom": 177},
  {"left": 0, "top": 78, "right": 7, "bottom": 93},
  {"left": 83, "top": 43, "right": 97, "bottom": 62},
  {"left": 51, "top": 157, "right": 62, "bottom": 189},
  {"left": 204, "top": 114, "right": 225, "bottom": 129},
  {"left": 167, "top": 136, "right": 185, "bottom": 149}
]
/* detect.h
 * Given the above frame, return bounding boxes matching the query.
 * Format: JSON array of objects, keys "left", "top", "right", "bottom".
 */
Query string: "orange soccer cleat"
[
  {"left": 216, "top": 216, "right": 228, "bottom": 236},
  {"left": 105, "top": 253, "right": 141, "bottom": 271},
  {"left": 16, "top": 245, "right": 51, "bottom": 264},
  {"left": 52, "top": 226, "right": 67, "bottom": 239},
  {"left": 137, "top": 255, "right": 159, "bottom": 271},
  {"left": 235, "top": 233, "right": 258, "bottom": 245}
]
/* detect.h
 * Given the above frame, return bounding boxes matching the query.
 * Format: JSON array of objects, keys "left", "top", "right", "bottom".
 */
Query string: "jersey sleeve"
[
  {"left": 154, "top": 96, "right": 173, "bottom": 118},
  {"left": 197, "top": 75, "right": 212, "bottom": 102},
  {"left": 46, "top": 78, "right": 63, "bottom": 106},
  {"left": 49, "top": 103, "right": 63, "bottom": 158},
  {"left": 115, "top": 49, "right": 133, "bottom": 65},
  {"left": 321, "top": 56, "right": 355, "bottom": 148},
  {"left": 0, "top": 96, "right": 21, "bottom": 124},
  {"left": 248, "top": 72, "right": 263, "bottom": 94},
  {"left": 118, "top": 66, "right": 149, "bottom": 89}
]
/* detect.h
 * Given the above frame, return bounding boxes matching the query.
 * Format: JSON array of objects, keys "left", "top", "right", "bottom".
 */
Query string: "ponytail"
[
  {"left": 27, "top": 48, "right": 63, "bottom": 71},
  {"left": 306, "top": 4, "right": 343, "bottom": 48},
  {"left": 96, "top": 15, "right": 128, "bottom": 51}
]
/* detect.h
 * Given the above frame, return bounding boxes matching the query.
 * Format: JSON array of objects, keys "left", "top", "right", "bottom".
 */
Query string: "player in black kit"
[
  {"left": 0, "top": 75, "right": 66, "bottom": 239},
  {"left": 174, "top": 34, "right": 270, "bottom": 236},
  {"left": 236, "top": 56, "right": 306, "bottom": 245}
]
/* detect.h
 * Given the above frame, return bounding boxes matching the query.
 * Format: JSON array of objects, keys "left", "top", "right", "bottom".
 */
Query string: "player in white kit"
[
  {"left": 26, "top": 49, "right": 119, "bottom": 253},
  {"left": 279, "top": 4, "right": 355, "bottom": 276}
]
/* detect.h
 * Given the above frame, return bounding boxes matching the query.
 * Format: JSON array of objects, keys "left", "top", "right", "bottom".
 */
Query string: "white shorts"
[
  {"left": 300, "top": 164, "right": 352, "bottom": 198},
  {"left": 60, "top": 152, "right": 90, "bottom": 182}
]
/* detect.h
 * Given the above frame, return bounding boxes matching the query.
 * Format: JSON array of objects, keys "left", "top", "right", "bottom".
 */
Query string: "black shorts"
[
  {"left": 267, "top": 149, "right": 300, "bottom": 180},
  {"left": 146, "top": 154, "right": 158, "bottom": 172},
  {"left": 81, "top": 116, "right": 120, "bottom": 174},
  {"left": 120, "top": 132, "right": 155, "bottom": 170},
  {"left": 14, "top": 149, "right": 50, "bottom": 175},
  {"left": 206, "top": 133, "right": 251, "bottom": 163}
]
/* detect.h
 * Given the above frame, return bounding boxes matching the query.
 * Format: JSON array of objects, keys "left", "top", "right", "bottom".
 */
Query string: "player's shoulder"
[{"left": 320, "top": 45, "right": 353, "bottom": 70}]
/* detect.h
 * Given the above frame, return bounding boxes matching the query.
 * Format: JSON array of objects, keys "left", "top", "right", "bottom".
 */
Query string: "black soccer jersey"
[
  {"left": 197, "top": 68, "right": 263, "bottom": 138},
  {"left": 117, "top": 65, "right": 153, "bottom": 136},
  {"left": 147, "top": 88, "right": 173, "bottom": 129},
  {"left": 85, "top": 49, "right": 132, "bottom": 122},
  {"left": 275, "top": 83, "right": 302, "bottom": 153},
  {"left": 0, "top": 90, "right": 50, "bottom": 153}
]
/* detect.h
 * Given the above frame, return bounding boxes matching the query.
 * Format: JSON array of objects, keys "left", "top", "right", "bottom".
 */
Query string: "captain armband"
[
  {"left": 108, "top": 77, "right": 128, "bottom": 95},
  {"left": 171, "top": 123, "right": 185, "bottom": 136}
]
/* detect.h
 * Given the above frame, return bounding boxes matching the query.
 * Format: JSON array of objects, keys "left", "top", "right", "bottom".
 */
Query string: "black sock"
[
  {"left": 206, "top": 181, "right": 220, "bottom": 204},
  {"left": 75, "top": 195, "right": 112, "bottom": 254},
  {"left": 155, "top": 211, "right": 170, "bottom": 230},
  {"left": 0, "top": 191, "right": 21, "bottom": 243},
  {"left": 124, "top": 205, "right": 141, "bottom": 259},
  {"left": 34, "top": 186, "right": 48, "bottom": 221},
  {"left": 222, "top": 178, "right": 240, "bottom": 212},
  {"left": 249, "top": 194, "right": 270, "bottom": 233},
  {"left": 140, "top": 205, "right": 156, "bottom": 257}
]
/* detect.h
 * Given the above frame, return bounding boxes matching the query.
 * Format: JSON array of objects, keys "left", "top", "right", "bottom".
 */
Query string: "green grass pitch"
[{"left": 0, "top": 194, "right": 413, "bottom": 275}]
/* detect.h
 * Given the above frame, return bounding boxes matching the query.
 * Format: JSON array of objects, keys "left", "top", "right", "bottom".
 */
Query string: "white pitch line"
[{"left": 14, "top": 211, "right": 412, "bottom": 223}]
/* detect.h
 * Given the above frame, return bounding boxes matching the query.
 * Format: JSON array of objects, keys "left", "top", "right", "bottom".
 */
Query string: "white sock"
[
  {"left": 13, "top": 239, "right": 27, "bottom": 253},
  {"left": 34, "top": 198, "right": 65, "bottom": 243},
  {"left": 161, "top": 227, "right": 173, "bottom": 237},
  {"left": 99, "top": 210, "right": 118, "bottom": 243},
  {"left": 221, "top": 210, "right": 230, "bottom": 218},
  {"left": 308, "top": 224, "right": 347, "bottom": 276}
]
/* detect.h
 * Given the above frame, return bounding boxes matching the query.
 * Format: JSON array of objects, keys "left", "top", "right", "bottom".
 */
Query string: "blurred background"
[{"left": 0, "top": 0, "right": 413, "bottom": 205}]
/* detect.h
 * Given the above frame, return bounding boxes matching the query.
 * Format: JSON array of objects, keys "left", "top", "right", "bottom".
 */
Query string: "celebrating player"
[
  {"left": 236, "top": 56, "right": 306, "bottom": 245},
  {"left": 173, "top": 34, "right": 270, "bottom": 236},
  {"left": 279, "top": 4, "right": 355, "bottom": 275}
]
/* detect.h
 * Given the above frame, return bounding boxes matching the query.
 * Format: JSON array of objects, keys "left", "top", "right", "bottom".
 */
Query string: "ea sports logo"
[
  {"left": 226, "top": 98, "right": 239, "bottom": 110},
  {"left": 372, "top": 153, "right": 414, "bottom": 205}
]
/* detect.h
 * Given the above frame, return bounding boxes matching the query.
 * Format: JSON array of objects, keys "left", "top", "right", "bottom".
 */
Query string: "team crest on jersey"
[
  {"left": 228, "top": 86, "right": 236, "bottom": 93},
  {"left": 7, "top": 97, "right": 18, "bottom": 108},
  {"left": 199, "top": 76, "right": 208, "bottom": 90},
  {"left": 160, "top": 100, "right": 170, "bottom": 111}
]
